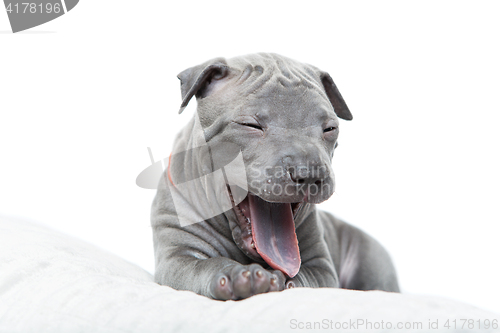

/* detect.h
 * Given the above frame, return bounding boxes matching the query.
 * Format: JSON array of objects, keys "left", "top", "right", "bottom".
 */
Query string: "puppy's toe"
[
  {"left": 230, "top": 266, "right": 253, "bottom": 299},
  {"left": 211, "top": 273, "right": 233, "bottom": 300},
  {"left": 285, "top": 278, "right": 298, "bottom": 289},
  {"left": 268, "top": 269, "right": 286, "bottom": 292},
  {"left": 251, "top": 267, "right": 271, "bottom": 294}
]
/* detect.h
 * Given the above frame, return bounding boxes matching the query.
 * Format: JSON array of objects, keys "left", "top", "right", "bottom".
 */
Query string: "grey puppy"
[{"left": 151, "top": 53, "right": 399, "bottom": 300}]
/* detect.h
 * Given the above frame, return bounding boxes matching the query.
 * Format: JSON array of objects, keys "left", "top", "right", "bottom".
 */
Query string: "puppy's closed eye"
[{"left": 241, "top": 123, "right": 263, "bottom": 131}]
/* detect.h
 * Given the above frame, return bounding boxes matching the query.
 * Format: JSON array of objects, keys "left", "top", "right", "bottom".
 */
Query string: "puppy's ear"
[
  {"left": 320, "top": 72, "right": 353, "bottom": 121},
  {"left": 177, "top": 57, "right": 229, "bottom": 114}
]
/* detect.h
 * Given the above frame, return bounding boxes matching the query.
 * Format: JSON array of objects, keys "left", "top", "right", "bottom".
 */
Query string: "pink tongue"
[{"left": 249, "top": 195, "right": 301, "bottom": 278}]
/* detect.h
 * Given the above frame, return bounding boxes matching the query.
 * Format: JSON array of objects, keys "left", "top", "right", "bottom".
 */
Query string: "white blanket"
[{"left": 0, "top": 216, "right": 498, "bottom": 333}]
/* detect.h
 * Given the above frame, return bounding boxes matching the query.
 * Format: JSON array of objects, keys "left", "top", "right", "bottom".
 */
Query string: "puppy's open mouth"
[{"left": 227, "top": 187, "right": 303, "bottom": 278}]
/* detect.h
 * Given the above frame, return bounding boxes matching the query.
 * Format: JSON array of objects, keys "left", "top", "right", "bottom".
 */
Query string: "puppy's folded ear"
[
  {"left": 319, "top": 72, "right": 353, "bottom": 121},
  {"left": 177, "top": 58, "right": 229, "bottom": 114}
]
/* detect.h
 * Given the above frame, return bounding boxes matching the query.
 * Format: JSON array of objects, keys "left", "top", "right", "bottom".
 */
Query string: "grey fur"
[{"left": 151, "top": 53, "right": 399, "bottom": 300}]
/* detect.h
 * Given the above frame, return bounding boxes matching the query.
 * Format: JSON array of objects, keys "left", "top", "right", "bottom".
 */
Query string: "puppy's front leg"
[{"left": 153, "top": 226, "right": 286, "bottom": 300}]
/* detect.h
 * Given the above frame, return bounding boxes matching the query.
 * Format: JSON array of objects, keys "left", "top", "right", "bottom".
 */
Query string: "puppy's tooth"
[
  {"left": 251, "top": 242, "right": 255, "bottom": 249},
  {"left": 242, "top": 270, "right": 250, "bottom": 278},
  {"left": 256, "top": 270, "right": 263, "bottom": 278},
  {"left": 270, "top": 277, "right": 276, "bottom": 285},
  {"left": 220, "top": 277, "right": 226, "bottom": 286}
]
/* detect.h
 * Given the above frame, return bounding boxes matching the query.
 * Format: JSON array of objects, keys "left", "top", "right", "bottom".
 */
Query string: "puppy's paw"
[{"left": 211, "top": 264, "right": 286, "bottom": 300}]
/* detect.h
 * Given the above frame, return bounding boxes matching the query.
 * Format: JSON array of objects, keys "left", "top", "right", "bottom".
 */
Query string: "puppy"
[{"left": 151, "top": 53, "right": 399, "bottom": 300}]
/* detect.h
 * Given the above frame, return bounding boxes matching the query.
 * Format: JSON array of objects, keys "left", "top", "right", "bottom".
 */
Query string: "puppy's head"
[{"left": 175, "top": 53, "right": 352, "bottom": 277}]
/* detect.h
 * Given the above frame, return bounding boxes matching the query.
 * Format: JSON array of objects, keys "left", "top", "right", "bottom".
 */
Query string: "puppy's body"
[{"left": 152, "top": 53, "right": 399, "bottom": 300}]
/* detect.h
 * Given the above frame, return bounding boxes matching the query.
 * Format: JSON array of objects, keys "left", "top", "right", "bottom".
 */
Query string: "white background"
[{"left": 1, "top": 0, "right": 499, "bottom": 314}]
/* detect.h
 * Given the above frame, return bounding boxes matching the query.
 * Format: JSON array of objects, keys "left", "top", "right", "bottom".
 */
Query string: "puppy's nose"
[{"left": 287, "top": 165, "right": 327, "bottom": 185}]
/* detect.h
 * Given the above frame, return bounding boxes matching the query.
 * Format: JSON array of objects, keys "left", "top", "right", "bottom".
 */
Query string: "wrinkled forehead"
[
  {"left": 241, "top": 88, "right": 336, "bottom": 128},
  {"left": 227, "top": 54, "right": 337, "bottom": 127},
  {"left": 228, "top": 53, "right": 324, "bottom": 94}
]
